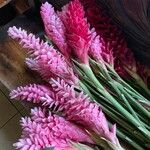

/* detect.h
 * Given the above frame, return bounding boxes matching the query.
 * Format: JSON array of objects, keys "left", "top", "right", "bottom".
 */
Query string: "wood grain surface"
[{"left": 0, "top": 12, "right": 43, "bottom": 91}]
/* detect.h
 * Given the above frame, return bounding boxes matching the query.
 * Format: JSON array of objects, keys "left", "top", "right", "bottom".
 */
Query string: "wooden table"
[{"left": 0, "top": 10, "right": 42, "bottom": 93}]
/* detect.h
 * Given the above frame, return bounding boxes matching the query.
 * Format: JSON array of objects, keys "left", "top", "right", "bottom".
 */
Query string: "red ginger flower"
[
  {"left": 82, "top": 0, "right": 150, "bottom": 94},
  {"left": 59, "top": 0, "right": 91, "bottom": 64},
  {"left": 80, "top": 0, "right": 133, "bottom": 77},
  {"left": 8, "top": 26, "right": 77, "bottom": 84},
  {"left": 14, "top": 107, "right": 93, "bottom": 150},
  {"left": 40, "top": 2, "right": 70, "bottom": 58},
  {"left": 83, "top": 0, "right": 150, "bottom": 83}
]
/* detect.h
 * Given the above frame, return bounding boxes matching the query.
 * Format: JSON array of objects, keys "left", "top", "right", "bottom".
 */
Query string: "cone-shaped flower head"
[
  {"left": 82, "top": 0, "right": 150, "bottom": 83},
  {"left": 13, "top": 107, "right": 93, "bottom": 150},
  {"left": 59, "top": 0, "right": 91, "bottom": 64},
  {"left": 10, "top": 84, "right": 52, "bottom": 103},
  {"left": 40, "top": 78, "right": 121, "bottom": 147},
  {"left": 8, "top": 26, "right": 78, "bottom": 84},
  {"left": 80, "top": 0, "right": 134, "bottom": 77},
  {"left": 10, "top": 79, "right": 121, "bottom": 148},
  {"left": 40, "top": 2, "right": 70, "bottom": 58},
  {"left": 89, "top": 28, "right": 114, "bottom": 66}
]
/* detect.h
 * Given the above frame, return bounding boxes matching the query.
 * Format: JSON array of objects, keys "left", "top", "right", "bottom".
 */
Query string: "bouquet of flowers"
[{"left": 8, "top": 0, "right": 150, "bottom": 149}]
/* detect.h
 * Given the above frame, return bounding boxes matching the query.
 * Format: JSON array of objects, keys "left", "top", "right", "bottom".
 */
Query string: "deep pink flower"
[
  {"left": 59, "top": 0, "right": 91, "bottom": 64},
  {"left": 80, "top": 0, "right": 134, "bottom": 77},
  {"left": 8, "top": 26, "right": 78, "bottom": 84},
  {"left": 84, "top": 0, "right": 150, "bottom": 84},
  {"left": 13, "top": 107, "right": 93, "bottom": 150},
  {"left": 40, "top": 2, "right": 70, "bottom": 58}
]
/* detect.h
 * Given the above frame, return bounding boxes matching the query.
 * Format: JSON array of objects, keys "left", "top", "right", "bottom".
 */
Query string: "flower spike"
[
  {"left": 8, "top": 26, "right": 78, "bottom": 84},
  {"left": 40, "top": 2, "right": 70, "bottom": 58},
  {"left": 41, "top": 78, "right": 121, "bottom": 147},
  {"left": 59, "top": 0, "right": 91, "bottom": 64},
  {"left": 14, "top": 107, "right": 93, "bottom": 150},
  {"left": 10, "top": 84, "right": 51, "bottom": 103}
]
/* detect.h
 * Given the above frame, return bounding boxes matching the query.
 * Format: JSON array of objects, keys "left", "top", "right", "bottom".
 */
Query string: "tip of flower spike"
[
  {"left": 41, "top": 2, "right": 53, "bottom": 14},
  {"left": 8, "top": 26, "right": 17, "bottom": 38},
  {"left": 9, "top": 88, "right": 21, "bottom": 99},
  {"left": 59, "top": 0, "right": 91, "bottom": 64},
  {"left": 41, "top": 1, "right": 70, "bottom": 59},
  {"left": 8, "top": 26, "right": 24, "bottom": 39}
]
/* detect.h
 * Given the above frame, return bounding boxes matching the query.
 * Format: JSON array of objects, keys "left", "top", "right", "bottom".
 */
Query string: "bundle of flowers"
[{"left": 8, "top": 0, "right": 150, "bottom": 150}]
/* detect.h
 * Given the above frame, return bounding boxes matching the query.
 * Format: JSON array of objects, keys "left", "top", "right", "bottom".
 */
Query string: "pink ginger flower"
[
  {"left": 8, "top": 26, "right": 77, "bottom": 84},
  {"left": 10, "top": 79, "right": 121, "bottom": 147},
  {"left": 40, "top": 2, "right": 70, "bottom": 58},
  {"left": 25, "top": 57, "right": 56, "bottom": 80},
  {"left": 40, "top": 78, "right": 121, "bottom": 147},
  {"left": 14, "top": 107, "right": 93, "bottom": 150},
  {"left": 82, "top": 0, "right": 150, "bottom": 92},
  {"left": 89, "top": 28, "right": 114, "bottom": 66},
  {"left": 10, "top": 84, "right": 52, "bottom": 104},
  {"left": 59, "top": 0, "right": 91, "bottom": 64}
]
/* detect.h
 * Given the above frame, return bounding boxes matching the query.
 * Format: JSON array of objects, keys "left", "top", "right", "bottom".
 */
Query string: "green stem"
[
  {"left": 108, "top": 81, "right": 139, "bottom": 121},
  {"left": 123, "top": 87, "right": 150, "bottom": 107},
  {"left": 78, "top": 81, "right": 95, "bottom": 100},
  {"left": 109, "top": 123, "right": 145, "bottom": 150},
  {"left": 121, "top": 88, "right": 150, "bottom": 120},
  {"left": 78, "top": 63, "right": 150, "bottom": 139},
  {"left": 82, "top": 77, "right": 150, "bottom": 147},
  {"left": 99, "top": 101, "right": 149, "bottom": 143},
  {"left": 106, "top": 64, "right": 149, "bottom": 100},
  {"left": 121, "top": 93, "right": 141, "bottom": 122}
]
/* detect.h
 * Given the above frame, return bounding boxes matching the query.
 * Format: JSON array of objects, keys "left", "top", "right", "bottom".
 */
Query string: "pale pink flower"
[
  {"left": 89, "top": 28, "right": 114, "bottom": 66},
  {"left": 25, "top": 58, "right": 56, "bottom": 80},
  {"left": 10, "top": 84, "right": 51, "bottom": 103},
  {"left": 59, "top": 0, "right": 91, "bottom": 64},
  {"left": 40, "top": 2, "right": 70, "bottom": 58},
  {"left": 10, "top": 78, "right": 120, "bottom": 147},
  {"left": 13, "top": 107, "right": 93, "bottom": 150},
  {"left": 41, "top": 78, "right": 121, "bottom": 147},
  {"left": 8, "top": 26, "right": 50, "bottom": 57},
  {"left": 8, "top": 26, "right": 77, "bottom": 84}
]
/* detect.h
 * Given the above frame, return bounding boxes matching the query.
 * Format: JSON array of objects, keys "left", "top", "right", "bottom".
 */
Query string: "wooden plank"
[
  {"left": 13, "top": 0, "right": 29, "bottom": 14},
  {"left": 0, "top": 12, "right": 42, "bottom": 91}
]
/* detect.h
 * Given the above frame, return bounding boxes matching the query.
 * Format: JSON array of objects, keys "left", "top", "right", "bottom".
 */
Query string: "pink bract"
[
  {"left": 59, "top": 0, "right": 91, "bottom": 64},
  {"left": 13, "top": 107, "right": 93, "bottom": 150}
]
